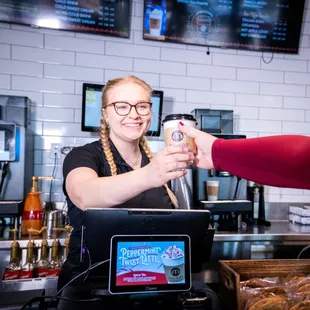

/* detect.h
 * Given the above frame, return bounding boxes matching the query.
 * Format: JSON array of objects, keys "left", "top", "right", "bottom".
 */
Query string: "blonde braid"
[
  {"left": 99, "top": 118, "right": 117, "bottom": 176},
  {"left": 100, "top": 75, "right": 178, "bottom": 208},
  {"left": 139, "top": 136, "right": 179, "bottom": 209}
]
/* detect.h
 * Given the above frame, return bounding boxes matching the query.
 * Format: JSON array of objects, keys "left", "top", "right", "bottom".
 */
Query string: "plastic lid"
[{"left": 162, "top": 114, "right": 197, "bottom": 124}]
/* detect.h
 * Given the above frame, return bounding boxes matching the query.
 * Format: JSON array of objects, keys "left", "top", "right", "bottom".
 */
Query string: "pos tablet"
[{"left": 108, "top": 234, "right": 191, "bottom": 295}]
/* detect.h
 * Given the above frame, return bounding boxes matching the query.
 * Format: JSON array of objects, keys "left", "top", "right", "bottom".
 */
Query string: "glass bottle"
[
  {"left": 47, "top": 228, "right": 62, "bottom": 277},
  {"left": 20, "top": 229, "right": 37, "bottom": 279},
  {"left": 36, "top": 227, "right": 50, "bottom": 278},
  {"left": 3, "top": 229, "right": 21, "bottom": 280}
]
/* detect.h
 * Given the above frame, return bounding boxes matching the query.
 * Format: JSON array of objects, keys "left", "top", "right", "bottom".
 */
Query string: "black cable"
[
  {"left": 233, "top": 177, "right": 241, "bottom": 200},
  {"left": 19, "top": 258, "right": 110, "bottom": 310},
  {"left": 48, "top": 258, "right": 110, "bottom": 305},
  {"left": 83, "top": 247, "right": 91, "bottom": 282},
  {"left": 297, "top": 245, "right": 310, "bottom": 259},
  {"left": 196, "top": 288, "right": 227, "bottom": 310},
  {"left": 262, "top": 51, "right": 274, "bottom": 64},
  {"left": 57, "top": 296, "right": 102, "bottom": 303},
  {"left": 0, "top": 161, "right": 9, "bottom": 198},
  {"left": 49, "top": 153, "right": 57, "bottom": 205},
  {"left": 19, "top": 294, "right": 102, "bottom": 309},
  {"left": 19, "top": 296, "right": 54, "bottom": 310}
]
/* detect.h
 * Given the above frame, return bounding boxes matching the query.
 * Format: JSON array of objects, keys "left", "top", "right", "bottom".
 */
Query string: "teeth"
[{"left": 125, "top": 124, "right": 140, "bottom": 127}]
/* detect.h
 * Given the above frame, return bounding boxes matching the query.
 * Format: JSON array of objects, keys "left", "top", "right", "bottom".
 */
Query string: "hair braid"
[
  {"left": 99, "top": 118, "right": 117, "bottom": 176},
  {"left": 140, "top": 136, "right": 179, "bottom": 209}
]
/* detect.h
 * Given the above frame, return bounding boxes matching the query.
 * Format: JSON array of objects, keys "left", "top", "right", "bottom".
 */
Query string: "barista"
[{"left": 57, "top": 76, "right": 193, "bottom": 310}]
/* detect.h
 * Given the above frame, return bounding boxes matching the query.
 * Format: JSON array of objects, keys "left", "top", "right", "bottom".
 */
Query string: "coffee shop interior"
[{"left": 0, "top": 0, "right": 310, "bottom": 309}]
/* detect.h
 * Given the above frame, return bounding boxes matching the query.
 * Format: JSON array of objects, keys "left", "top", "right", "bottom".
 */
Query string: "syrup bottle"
[
  {"left": 47, "top": 228, "right": 62, "bottom": 277},
  {"left": 3, "top": 229, "right": 21, "bottom": 280},
  {"left": 21, "top": 176, "right": 53, "bottom": 236},
  {"left": 32, "top": 227, "right": 50, "bottom": 278},
  {"left": 20, "top": 229, "right": 37, "bottom": 279}
]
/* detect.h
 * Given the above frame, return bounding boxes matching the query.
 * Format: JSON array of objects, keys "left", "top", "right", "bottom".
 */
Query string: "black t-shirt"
[{"left": 62, "top": 139, "right": 173, "bottom": 257}]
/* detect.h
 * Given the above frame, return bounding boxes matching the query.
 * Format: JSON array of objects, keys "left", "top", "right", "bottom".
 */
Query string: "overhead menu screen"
[
  {"left": 143, "top": 0, "right": 306, "bottom": 54},
  {"left": 0, "top": 0, "right": 130, "bottom": 37}
]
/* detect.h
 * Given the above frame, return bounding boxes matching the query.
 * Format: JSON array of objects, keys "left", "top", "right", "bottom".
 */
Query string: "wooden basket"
[{"left": 219, "top": 259, "right": 310, "bottom": 310}]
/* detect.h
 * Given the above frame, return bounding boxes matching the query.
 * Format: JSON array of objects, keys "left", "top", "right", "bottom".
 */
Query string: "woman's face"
[{"left": 103, "top": 82, "right": 152, "bottom": 143}]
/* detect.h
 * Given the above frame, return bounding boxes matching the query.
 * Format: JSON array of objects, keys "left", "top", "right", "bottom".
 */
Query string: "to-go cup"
[
  {"left": 206, "top": 180, "right": 220, "bottom": 201},
  {"left": 162, "top": 114, "right": 197, "bottom": 153}
]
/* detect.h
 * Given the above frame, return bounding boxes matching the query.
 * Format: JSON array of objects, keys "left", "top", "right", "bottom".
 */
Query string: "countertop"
[
  {"left": 214, "top": 221, "right": 310, "bottom": 242},
  {"left": 0, "top": 221, "right": 309, "bottom": 248}
]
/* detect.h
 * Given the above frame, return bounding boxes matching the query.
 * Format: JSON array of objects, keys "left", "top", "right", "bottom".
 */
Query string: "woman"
[
  {"left": 178, "top": 122, "right": 310, "bottom": 190},
  {"left": 57, "top": 76, "right": 193, "bottom": 309}
]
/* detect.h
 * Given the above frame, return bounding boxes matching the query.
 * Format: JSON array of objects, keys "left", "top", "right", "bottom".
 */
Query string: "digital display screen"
[
  {"left": 0, "top": 0, "right": 130, "bottom": 37},
  {"left": 115, "top": 241, "right": 186, "bottom": 286},
  {"left": 143, "top": 0, "right": 305, "bottom": 53},
  {"left": 82, "top": 84, "right": 163, "bottom": 136}
]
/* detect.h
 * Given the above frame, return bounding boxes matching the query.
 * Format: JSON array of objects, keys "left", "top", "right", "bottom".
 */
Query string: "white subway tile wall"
[{"left": 0, "top": 0, "right": 310, "bottom": 203}]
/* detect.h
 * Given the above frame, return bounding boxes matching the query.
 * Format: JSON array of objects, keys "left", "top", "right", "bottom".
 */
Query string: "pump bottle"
[
  {"left": 31, "top": 227, "right": 50, "bottom": 278},
  {"left": 21, "top": 176, "right": 53, "bottom": 236},
  {"left": 3, "top": 229, "right": 21, "bottom": 280},
  {"left": 20, "top": 229, "right": 37, "bottom": 279},
  {"left": 48, "top": 228, "right": 63, "bottom": 277}
]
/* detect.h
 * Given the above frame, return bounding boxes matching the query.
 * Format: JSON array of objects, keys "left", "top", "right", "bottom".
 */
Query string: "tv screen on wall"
[
  {"left": 143, "top": 0, "right": 306, "bottom": 54},
  {"left": 0, "top": 0, "right": 131, "bottom": 38}
]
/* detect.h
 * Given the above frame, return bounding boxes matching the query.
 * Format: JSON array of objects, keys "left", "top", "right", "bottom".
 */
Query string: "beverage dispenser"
[{"left": 0, "top": 95, "right": 34, "bottom": 231}]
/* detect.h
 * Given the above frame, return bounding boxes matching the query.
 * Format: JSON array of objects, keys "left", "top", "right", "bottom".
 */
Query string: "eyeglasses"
[{"left": 108, "top": 101, "right": 152, "bottom": 116}]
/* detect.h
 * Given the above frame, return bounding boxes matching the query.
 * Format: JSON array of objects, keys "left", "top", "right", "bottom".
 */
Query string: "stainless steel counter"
[
  {"left": 214, "top": 221, "right": 310, "bottom": 242},
  {"left": 0, "top": 221, "right": 309, "bottom": 248}
]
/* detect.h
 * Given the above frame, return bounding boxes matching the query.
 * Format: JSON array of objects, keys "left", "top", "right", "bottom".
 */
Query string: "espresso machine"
[
  {"left": 191, "top": 109, "right": 253, "bottom": 231},
  {"left": 0, "top": 95, "right": 34, "bottom": 234}
]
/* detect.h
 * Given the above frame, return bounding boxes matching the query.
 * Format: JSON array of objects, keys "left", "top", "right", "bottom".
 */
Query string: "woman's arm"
[
  {"left": 65, "top": 145, "right": 193, "bottom": 210},
  {"left": 212, "top": 135, "right": 310, "bottom": 189}
]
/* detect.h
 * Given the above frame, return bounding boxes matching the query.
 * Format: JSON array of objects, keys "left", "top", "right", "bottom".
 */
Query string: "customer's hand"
[
  {"left": 178, "top": 122, "right": 217, "bottom": 170},
  {"left": 146, "top": 146, "right": 194, "bottom": 188}
]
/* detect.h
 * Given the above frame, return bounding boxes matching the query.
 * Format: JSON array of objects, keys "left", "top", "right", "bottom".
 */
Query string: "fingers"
[
  {"left": 166, "top": 169, "right": 187, "bottom": 180},
  {"left": 178, "top": 122, "right": 198, "bottom": 138},
  {"left": 162, "top": 145, "right": 190, "bottom": 155},
  {"left": 164, "top": 161, "right": 189, "bottom": 172},
  {"left": 167, "top": 153, "right": 194, "bottom": 163}
]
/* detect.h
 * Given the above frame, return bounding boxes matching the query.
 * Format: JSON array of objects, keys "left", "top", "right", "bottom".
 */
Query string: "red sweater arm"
[{"left": 212, "top": 135, "right": 310, "bottom": 190}]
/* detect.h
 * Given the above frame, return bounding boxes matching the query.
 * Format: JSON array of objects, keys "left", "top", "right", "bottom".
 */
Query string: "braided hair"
[{"left": 99, "top": 75, "right": 178, "bottom": 209}]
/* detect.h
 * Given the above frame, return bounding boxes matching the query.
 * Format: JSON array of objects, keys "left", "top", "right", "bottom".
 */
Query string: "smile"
[{"left": 123, "top": 124, "right": 142, "bottom": 128}]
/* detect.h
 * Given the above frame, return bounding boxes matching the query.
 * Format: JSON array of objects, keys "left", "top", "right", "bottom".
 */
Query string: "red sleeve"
[{"left": 212, "top": 135, "right": 310, "bottom": 190}]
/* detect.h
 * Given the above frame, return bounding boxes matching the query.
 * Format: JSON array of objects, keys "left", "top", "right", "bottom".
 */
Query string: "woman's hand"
[
  {"left": 178, "top": 122, "right": 218, "bottom": 170},
  {"left": 145, "top": 145, "right": 194, "bottom": 188}
]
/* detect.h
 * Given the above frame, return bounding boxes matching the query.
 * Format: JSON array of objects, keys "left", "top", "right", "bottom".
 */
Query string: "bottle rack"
[{"left": 1, "top": 277, "right": 58, "bottom": 294}]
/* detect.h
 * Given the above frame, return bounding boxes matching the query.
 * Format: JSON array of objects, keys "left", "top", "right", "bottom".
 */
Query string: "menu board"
[
  {"left": 143, "top": 0, "right": 305, "bottom": 53},
  {"left": 0, "top": 0, "right": 130, "bottom": 37}
]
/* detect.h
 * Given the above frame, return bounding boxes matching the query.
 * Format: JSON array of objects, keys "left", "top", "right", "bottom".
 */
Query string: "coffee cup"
[
  {"left": 149, "top": 9, "right": 163, "bottom": 36},
  {"left": 162, "top": 256, "right": 185, "bottom": 283},
  {"left": 206, "top": 180, "right": 219, "bottom": 201},
  {"left": 162, "top": 114, "right": 197, "bottom": 153}
]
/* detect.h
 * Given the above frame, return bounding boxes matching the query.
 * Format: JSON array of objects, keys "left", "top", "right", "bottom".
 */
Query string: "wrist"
[
  {"left": 136, "top": 165, "right": 154, "bottom": 190},
  {"left": 211, "top": 138, "right": 221, "bottom": 169}
]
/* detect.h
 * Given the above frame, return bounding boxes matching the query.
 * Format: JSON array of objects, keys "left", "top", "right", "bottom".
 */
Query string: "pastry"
[
  {"left": 297, "top": 284, "right": 310, "bottom": 293},
  {"left": 241, "top": 279, "right": 269, "bottom": 288},
  {"left": 249, "top": 296, "right": 289, "bottom": 310},
  {"left": 290, "top": 300, "right": 310, "bottom": 310},
  {"left": 260, "top": 287, "right": 287, "bottom": 296},
  {"left": 288, "top": 276, "right": 306, "bottom": 284}
]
